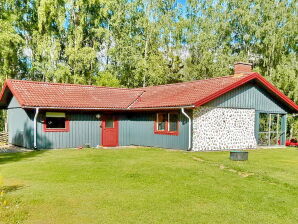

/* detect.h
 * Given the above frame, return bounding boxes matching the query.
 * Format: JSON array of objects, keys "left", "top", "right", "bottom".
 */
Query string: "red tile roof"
[
  {"left": 1, "top": 72, "right": 298, "bottom": 112},
  {"left": 0, "top": 80, "right": 144, "bottom": 109},
  {"left": 131, "top": 73, "right": 252, "bottom": 108}
]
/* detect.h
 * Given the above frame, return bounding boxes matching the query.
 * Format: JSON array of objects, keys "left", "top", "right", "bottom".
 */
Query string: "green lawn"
[{"left": 0, "top": 147, "right": 298, "bottom": 224}]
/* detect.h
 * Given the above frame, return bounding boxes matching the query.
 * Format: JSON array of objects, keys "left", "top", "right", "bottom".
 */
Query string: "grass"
[{"left": 0, "top": 147, "right": 298, "bottom": 224}]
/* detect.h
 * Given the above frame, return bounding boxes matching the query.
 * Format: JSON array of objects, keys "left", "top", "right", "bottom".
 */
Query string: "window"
[
  {"left": 155, "top": 112, "right": 179, "bottom": 135},
  {"left": 46, "top": 117, "right": 65, "bottom": 129},
  {"left": 43, "top": 112, "right": 70, "bottom": 132},
  {"left": 169, "top": 113, "right": 178, "bottom": 132},
  {"left": 157, "top": 113, "right": 167, "bottom": 131},
  {"left": 105, "top": 117, "right": 114, "bottom": 128},
  {"left": 258, "top": 113, "right": 283, "bottom": 146}
]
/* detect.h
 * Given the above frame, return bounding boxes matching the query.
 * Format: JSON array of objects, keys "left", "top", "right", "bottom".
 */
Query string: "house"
[{"left": 0, "top": 62, "right": 297, "bottom": 151}]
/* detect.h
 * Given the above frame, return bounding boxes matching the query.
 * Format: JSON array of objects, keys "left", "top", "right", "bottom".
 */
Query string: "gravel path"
[{"left": 0, "top": 144, "right": 33, "bottom": 153}]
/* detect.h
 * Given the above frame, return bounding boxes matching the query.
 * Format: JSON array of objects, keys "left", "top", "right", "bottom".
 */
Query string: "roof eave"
[
  {"left": 22, "top": 105, "right": 196, "bottom": 111},
  {"left": 0, "top": 80, "right": 26, "bottom": 108}
]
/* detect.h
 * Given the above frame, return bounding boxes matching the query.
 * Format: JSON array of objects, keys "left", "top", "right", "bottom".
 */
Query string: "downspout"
[
  {"left": 181, "top": 108, "right": 192, "bottom": 151},
  {"left": 33, "top": 108, "right": 39, "bottom": 150}
]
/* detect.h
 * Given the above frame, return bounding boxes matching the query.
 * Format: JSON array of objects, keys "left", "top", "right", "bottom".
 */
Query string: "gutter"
[
  {"left": 181, "top": 108, "right": 192, "bottom": 151},
  {"left": 33, "top": 107, "right": 39, "bottom": 149}
]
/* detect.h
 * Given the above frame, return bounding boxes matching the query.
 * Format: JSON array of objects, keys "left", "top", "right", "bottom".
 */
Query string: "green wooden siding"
[
  {"left": 119, "top": 112, "right": 189, "bottom": 150},
  {"left": 7, "top": 97, "right": 33, "bottom": 148},
  {"left": 206, "top": 82, "right": 288, "bottom": 113},
  {"left": 36, "top": 111, "right": 189, "bottom": 150},
  {"left": 36, "top": 112, "right": 100, "bottom": 149}
]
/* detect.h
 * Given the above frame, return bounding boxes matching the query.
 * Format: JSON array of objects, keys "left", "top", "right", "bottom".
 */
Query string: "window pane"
[
  {"left": 270, "top": 133, "right": 280, "bottom": 145},
  {"left": 258, "top": 133, "right": 269, "bottom": 146},
  {"left": 169, "top": 114, "right": 178, "bottom": 132},
  {"left": 258, "top": 113, "right": 284, "bottom": 146},
  {"left": 46, "top": 117, "right": 66, "bottom": 129},
  {"left": 259, "top": 113, "right": 269, "bottom": 132},
  {"left": 106, "top": 118, "right": 114, "bottom": 128},
  {"left": 277, "top": 114, "right": 282, "bottom": 132},
  {"left": 46, "top": 112, "right": 65, "bottom": 118},
  {"left": 270, "top": 114, "right": 278, "bottom": 132},
  {"left": 157, "top": 113, "right": 167, "bottom": 131},
  {"left": 270, "top": 114, "right": 281, "bottom": 133}
]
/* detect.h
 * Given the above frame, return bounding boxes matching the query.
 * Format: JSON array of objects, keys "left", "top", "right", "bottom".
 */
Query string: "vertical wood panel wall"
[
  {"left": 119, "top": 112, "right": 190, "bottom": 150},
  {"left": 206, "top": 82, "right": 288, "bottom": 113},
  {"left": 37, "top": 112, "right": 101, "bottom": 149},
  {"left": 7, "top": 97, "right": 33, "bottom": 148}
]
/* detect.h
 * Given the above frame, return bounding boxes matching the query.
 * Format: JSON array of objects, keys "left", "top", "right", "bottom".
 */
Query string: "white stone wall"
[{"left": 192, "top": 107, "right": 257, "bottom": 151}]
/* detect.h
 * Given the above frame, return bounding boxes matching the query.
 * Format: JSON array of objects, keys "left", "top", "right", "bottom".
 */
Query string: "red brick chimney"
[{"left": 234, "top": 62, "right": 252, "bottom": 74}]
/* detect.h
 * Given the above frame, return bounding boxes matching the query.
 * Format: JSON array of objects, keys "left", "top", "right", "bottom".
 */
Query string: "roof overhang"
[
  {"left": 0, "top": 82, "right": 13, "bottom": 109},
  {"left": 20, "top": 105, "right": 195, "bottom": 111}
]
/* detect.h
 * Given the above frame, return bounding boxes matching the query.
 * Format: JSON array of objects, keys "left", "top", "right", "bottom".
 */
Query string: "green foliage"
[
  {"left": 288, "top": 115, "right": 298, "bottom": 139},
  {"left": 0, "top": 0, "right": 297, "bottom": 88},
  {"left": 0, "top": 3, "right": 24, "bottom": 85},
  {"left": 94, "top": 71, "right": 120, "bottom": 87},
  {"left": 0, "top": 110, "right": 6, "bottom": 132}
]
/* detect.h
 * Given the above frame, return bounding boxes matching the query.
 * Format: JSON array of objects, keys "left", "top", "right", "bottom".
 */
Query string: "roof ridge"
[
  {"left": 7, "top": 79, "right": 143, "bottom": 92},
  {"left": 127, "top": 91, "right": 146, "bottom": 109},
  {"left": 136, "top": 73, "right": 254, "bottom": 89}
]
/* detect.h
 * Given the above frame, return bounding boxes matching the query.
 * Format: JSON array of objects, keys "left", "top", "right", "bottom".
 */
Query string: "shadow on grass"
[
  {"left": 0, "top": 184, "right": 24, "bottom": 193},
  {"left": 0, "top": 150, "right": 47, "bottom": 166}
]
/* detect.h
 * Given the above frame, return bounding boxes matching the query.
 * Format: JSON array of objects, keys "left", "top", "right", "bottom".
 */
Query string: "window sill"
[
  {"left": 154, "top": 131, "right": 179, "bottom": 136},
  {"left": 43, "top": 120, "right": 70, "bottom": 132}
]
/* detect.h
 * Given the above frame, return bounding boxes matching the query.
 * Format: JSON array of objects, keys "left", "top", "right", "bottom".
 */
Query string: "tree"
[
  {"left": 0, "top": 0, "right": 24, "bottom": 85},
  {"left": 0, "top": 0, "right": 297, "bottom": 135}
]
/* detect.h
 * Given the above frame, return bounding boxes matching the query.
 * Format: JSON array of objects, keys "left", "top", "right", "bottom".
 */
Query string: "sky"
[{"left": 177, "top": 0, "right": 187, "bottom": 4}]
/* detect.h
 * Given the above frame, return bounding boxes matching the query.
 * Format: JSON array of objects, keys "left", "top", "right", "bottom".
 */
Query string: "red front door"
[{"left": 102, "top": 115, "right": 119, "bottom": 147}]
